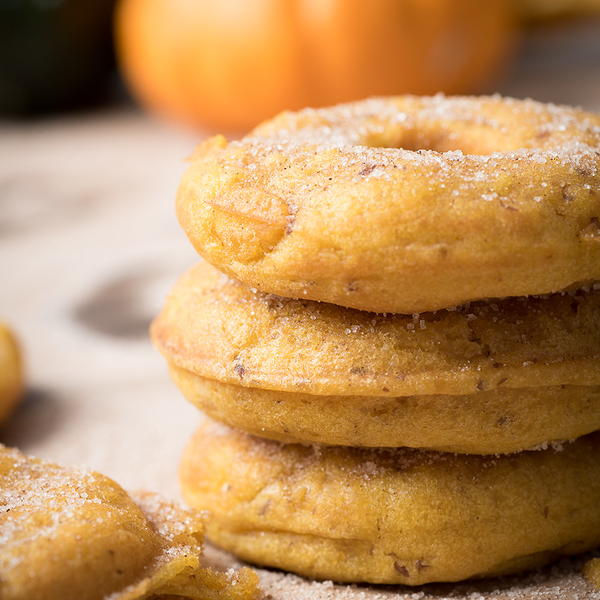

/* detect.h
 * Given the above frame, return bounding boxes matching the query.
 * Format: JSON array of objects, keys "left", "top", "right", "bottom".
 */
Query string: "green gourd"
[{"left": 0, "top": 0, "right": 116, "bottom": 114}]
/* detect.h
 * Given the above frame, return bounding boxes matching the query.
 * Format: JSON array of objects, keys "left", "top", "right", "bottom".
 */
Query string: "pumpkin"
[{"left": 116, "top": 0, "right": 517, "bottom": 132}]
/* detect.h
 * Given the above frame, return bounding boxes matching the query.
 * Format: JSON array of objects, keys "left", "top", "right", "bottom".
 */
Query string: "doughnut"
[
  {"left": 0, "top": 324, "right": 23, "bottom": 424},
  {"left": 180, "top": 419, "right": 600, "bottom": 586},
  {"left": 171, "top": 366, "right": 600, "bottom": 454},
  {"left": 151, "top": 262, "right": 600, "bottom": 451},
  {"left": 0, "top": 444, "right": 258, "bottom": 600},
  {"left": 176, "top": 95, "right": 600, "bottom": 313},
  {"left": 151, "top": 262, "right": 600, "bottom": 397}
]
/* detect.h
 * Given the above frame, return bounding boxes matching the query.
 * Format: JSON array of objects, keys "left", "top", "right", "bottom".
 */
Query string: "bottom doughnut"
[{"left": 180, "top": 419, "right": 600, "bottom": 585}]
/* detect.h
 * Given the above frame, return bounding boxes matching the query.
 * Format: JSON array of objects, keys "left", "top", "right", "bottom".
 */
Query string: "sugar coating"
[
  {"left": 238, "top": 95, "right": 600, "bottom": 181},
  {"left": 0, "top": 446, "right": 109, "bottom": 569}
]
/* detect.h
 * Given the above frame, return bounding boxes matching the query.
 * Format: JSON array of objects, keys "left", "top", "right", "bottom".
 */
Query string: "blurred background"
[{"left": 1, "top": 0, "right": 599, "bottom": 496}]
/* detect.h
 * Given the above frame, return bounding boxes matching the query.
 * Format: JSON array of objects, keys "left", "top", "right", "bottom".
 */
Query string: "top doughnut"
[{"left": 177, "top": 95, "right": 600, "bottom": 314}]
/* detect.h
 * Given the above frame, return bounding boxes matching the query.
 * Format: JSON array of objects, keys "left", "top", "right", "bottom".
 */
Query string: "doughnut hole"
[{"left": 363, "top": 123, "right": 518, "bottom": 155}]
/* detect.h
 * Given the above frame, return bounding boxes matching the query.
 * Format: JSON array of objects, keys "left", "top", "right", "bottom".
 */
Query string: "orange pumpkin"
[{"left": 116, "top": 0, "right": 517, "bottom": 132}]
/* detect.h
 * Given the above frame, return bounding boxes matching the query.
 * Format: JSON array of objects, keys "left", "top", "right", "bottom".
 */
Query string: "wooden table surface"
[{"left": 1, "top": 19, "right": 599, "bottom": 600}]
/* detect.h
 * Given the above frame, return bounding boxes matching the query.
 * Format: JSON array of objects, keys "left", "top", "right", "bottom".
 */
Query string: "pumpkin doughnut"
[
  {"left": 176, "top": 95, "right": 600, "bottom": 313},
  {"left": 180, "top": 419, "right": 600, "bottom": 585},
  {"left": 0, "top": 444, "right": 258, "bottom": 600},
  {"left": 171, "top": 366, "right": 600, "bottom": 454},
  {"left": 151, "top": 262, "right": 600, "bottom": 396},
  {"left": 0, "top": 324, "right": 23, "bottom": 425}
]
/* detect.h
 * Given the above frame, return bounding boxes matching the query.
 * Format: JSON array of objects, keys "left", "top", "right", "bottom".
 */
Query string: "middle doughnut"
[{"left": 151, "top": 262, "right": 600, "bottom": 454}]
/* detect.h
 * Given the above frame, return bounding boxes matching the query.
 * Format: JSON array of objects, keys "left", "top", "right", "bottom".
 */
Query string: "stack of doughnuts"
[{"left": 152, "top": 95, "right": 600, "bottom": 586}]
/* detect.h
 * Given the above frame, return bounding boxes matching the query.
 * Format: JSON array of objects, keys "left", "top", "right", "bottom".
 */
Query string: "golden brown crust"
[
  {"left": 177, "top": 95, "right": 600, "bottom": 313},
  {"left": 0, "top": 445, "right": 259, "bottom": 600},
  {"left": 171, "top": 365, "right": 600, "bottom": 454},
  {"left": 180, "top": 419, "right": 600, "bottom": 585},
  {"left": 151, "top": 262, "right": 600, "bottom": 397},
  {"left": 0, "top": 324, "right": 23, "bottom": 424}
]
